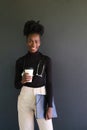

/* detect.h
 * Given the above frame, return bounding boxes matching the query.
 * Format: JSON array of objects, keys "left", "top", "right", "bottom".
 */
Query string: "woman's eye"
[
  {"left": 28, "top": 41, "right": 33, "bottom": 44},
  {"left": 29, "top": 40, "right": 32, "bottom": 43}
]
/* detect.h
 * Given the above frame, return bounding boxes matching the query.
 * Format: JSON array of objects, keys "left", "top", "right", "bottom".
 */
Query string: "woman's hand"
[
  {"left": 45, "top": 107, "right": 52, "bottom": 120},
  {"left": 21, "top": 73, "right": 32, "bottom": 84}
]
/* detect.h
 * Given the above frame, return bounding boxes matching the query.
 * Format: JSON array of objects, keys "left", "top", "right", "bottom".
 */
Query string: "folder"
[{"left": 35, "top": 94, "right": 58, "bottom": 119}]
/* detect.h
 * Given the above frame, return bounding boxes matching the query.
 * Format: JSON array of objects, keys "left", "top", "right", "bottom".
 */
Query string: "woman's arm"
[
  {"left": 45, "top": 56, "right": 53, "bottom": 108},
  {"left": 14, "top": 58, "right": 23, "bottom": 89}
]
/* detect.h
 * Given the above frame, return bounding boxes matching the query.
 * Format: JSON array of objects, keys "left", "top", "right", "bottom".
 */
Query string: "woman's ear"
[{"left": 26, "top": 37, "right": 28, "bottom": 46}]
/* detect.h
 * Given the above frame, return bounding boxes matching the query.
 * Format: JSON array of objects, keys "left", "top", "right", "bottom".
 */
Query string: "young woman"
[{"left": 14, "top": 20, "right": 54, "bottom": 130}]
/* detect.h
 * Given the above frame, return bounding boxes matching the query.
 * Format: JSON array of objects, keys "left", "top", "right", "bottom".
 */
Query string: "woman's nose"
[{"left": 31, "top": 42, "right": 36, "bottom": 47}]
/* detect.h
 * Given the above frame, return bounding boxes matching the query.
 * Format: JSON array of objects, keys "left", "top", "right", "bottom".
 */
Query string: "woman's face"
[{"left": 26, "top": 33, "right": 41, "bottom": 53}]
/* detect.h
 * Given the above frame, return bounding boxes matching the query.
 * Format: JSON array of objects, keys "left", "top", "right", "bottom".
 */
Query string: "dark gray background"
[{"left": 0, "top": 0, "right": 87, "bottom": 130}]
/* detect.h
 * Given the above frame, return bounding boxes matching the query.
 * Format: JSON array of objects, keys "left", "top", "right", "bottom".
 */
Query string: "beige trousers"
[{"left": 17, "top": 85, "right": 54, "bottom": 130}]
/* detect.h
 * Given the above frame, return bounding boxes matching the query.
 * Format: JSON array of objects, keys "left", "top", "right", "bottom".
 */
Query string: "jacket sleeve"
[
  {"left": 14, "top": 58, "right": 23, "bottom": 89},
  {"left": 45, "top": 56, "right": 53, "bottom": 107}
]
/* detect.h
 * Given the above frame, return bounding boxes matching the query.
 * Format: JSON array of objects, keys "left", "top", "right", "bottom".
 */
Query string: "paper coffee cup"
[{"left": 24, "top": 68, "right": 34, "bottom": 82}]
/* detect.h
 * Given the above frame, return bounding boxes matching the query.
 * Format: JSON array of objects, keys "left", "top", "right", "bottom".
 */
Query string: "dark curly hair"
[{"left": 23, "top": 20, "right": 44, "bottom": 37}]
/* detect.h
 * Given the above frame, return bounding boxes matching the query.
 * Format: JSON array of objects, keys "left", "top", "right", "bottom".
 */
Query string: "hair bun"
[{"left": 23, "top": 20, "right": 44, "bottom": 36}]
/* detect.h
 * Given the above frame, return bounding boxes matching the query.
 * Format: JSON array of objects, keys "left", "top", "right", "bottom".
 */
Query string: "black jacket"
[{"left": 14, "top": 51, "right": 53, "bottom": 107}]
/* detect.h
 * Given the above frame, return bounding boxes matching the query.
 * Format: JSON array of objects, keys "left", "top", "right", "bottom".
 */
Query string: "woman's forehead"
[{"left": 27, "top": 33, "right": 41, "bottom": 40}]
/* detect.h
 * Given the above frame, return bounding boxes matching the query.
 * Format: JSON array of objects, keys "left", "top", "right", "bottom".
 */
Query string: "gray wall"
[{"left": 0, "top": 0, "right": 87, "bottom": 130}]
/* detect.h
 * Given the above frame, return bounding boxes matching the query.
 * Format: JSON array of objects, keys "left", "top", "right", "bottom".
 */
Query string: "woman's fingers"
[
  {"left": 25, "top": 76, "right": 32, "bottom": 81},
  {"left": 22, "top": 73, "right": 32, "bottom": 83},
  {"left": 45, "top": 108, "right": 52, "bottom": 120}
]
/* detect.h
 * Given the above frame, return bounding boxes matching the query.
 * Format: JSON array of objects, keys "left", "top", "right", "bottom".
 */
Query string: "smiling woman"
[
  {"left": 26, "top": 33, "right": 41, "bottom": 53},
  {"left": 23, "top": 20, "right": 44, "bottom": 53},
  {"left": 14, "top": 20, "right": 55, "bottom": 130}
]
